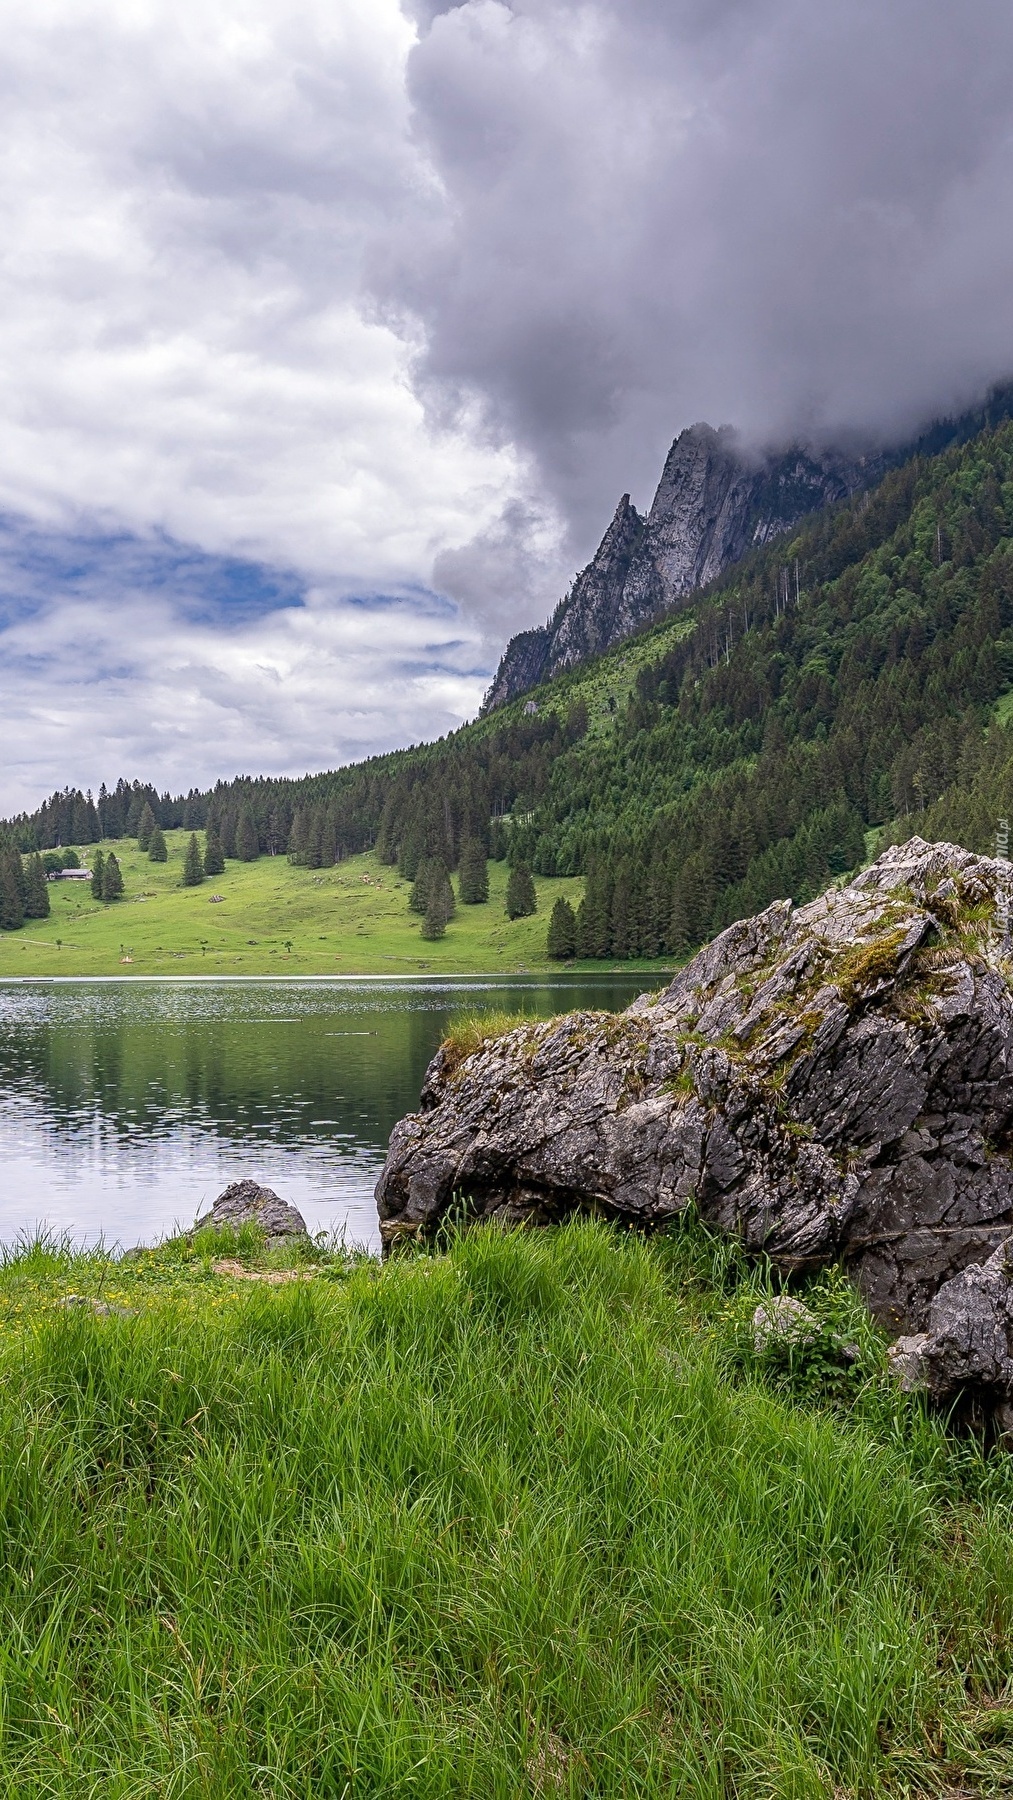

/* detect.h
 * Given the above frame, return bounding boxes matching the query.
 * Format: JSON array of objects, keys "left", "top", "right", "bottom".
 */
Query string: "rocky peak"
[
  {"left": 481, "top": 424, "right": 878, "bottom": 713},
  {"left": 377, "top": 839, "right": 1013, "bottom": 1420}
]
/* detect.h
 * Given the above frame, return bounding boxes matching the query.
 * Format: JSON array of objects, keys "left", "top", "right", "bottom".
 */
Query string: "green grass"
[
  {"left": 0, "top": 836, "right": 675, "bottom": 978},
  {"left": 0, "top": 1219, "right": 1010, "bottom": 1793},
  {"left": 438, "top": 1008, "right": 540, "bottom": 1072},
  {"left": 468, "top": 609, "right": 699, "bottom": 742}
]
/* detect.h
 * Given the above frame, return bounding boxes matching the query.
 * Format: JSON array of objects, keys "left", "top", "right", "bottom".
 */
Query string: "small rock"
[
  {"left": 59, "top": 1294, "right": 133, "bottom": 1316},
  {"left": 886, "top": 1333, "right": 931, "bottom": 1392},
  {"left": 195, "top": 1180, "right": 308, "bottom": 1242},
  {"left": 752, "top": 1296, "right": 819, "bottom": 1353}
]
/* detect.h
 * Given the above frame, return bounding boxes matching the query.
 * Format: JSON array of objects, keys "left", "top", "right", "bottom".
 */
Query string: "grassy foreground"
[
  {"left": 0, "top": 1220, "right": 1011, "bottom": 1794},
  {"left": 0, "top": 836, "right": 672, "bottom": 978}
]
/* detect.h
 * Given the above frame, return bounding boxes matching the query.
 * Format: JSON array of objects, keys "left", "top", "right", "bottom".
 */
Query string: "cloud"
[
  {"left": 0, "top": 0, "right": 547, "bottom": 811},
  {"left": 0, "top": 518, "right": 486, "bottom": 815},
  {"left": 4, "top": 0, "right": 1013, "bottom": 812},
  {"left": 0, "top": 0, "right": 524, "bottom": 585},
  {"left": 380, "top": 0, "right": 1013, "bottom": 560}
]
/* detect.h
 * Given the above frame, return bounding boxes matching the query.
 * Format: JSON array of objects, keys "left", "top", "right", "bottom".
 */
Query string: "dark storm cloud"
[{"left": 386, "top": 0, "right": 1013, "bottom": 568}]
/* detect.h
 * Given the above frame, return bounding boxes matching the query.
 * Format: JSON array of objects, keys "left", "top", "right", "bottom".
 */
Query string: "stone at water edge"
[
  {"left": 375, "top": 839, "right": 1013, "bottom": 1416},
  {"left": 195, "top": 1180, "right": 308, "bottom": 1242}
]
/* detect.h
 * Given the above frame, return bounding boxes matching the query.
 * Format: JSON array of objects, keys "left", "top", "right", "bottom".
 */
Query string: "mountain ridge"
[
  {"left": 482, "top": 386, "right": 1013, "bottom": 713},
  {"left": 481, "top": 424, "right": 883, "bottom": 712}
]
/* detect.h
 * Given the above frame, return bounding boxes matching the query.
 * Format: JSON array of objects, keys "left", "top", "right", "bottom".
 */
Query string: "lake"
[{"left": 0, "top": 975, "right": 654, "bottom": 1252}]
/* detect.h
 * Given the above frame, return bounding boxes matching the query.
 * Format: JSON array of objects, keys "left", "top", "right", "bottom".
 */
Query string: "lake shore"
[{"left": 0, "top": 970, "right": 652, "bottom": 1253}]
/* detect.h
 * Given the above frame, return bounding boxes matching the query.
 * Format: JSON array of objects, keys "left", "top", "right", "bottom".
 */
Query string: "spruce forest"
[{"left": 8, "top": 414, "right": 1013, "bottom": 960}]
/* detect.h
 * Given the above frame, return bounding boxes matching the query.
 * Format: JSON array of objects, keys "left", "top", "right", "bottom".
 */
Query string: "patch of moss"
[{"left": 834, "top": 925, "right": 913, "bottom": 1004}]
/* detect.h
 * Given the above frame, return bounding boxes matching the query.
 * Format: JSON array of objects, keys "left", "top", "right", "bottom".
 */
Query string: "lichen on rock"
[{"left": 376, "top": 839, "right": 1013, "bottom": 1415}]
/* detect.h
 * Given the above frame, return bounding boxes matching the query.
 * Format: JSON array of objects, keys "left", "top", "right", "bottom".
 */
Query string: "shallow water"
[{"left": 0, "top": 975, "right": 652, "bottom": 1252}]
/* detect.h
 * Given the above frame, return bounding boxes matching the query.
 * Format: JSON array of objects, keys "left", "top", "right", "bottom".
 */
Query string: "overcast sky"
[{"left": 2, "top": 0, "right": 1013, "bottom": 811}]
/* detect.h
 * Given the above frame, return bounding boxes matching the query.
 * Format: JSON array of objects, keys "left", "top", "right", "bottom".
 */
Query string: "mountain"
[
  {"left": 481, "top": 425, "right": 882, "bottom": 712},
  {"left": 10, "top": 395, "right": 1013, "bottom": 970}
]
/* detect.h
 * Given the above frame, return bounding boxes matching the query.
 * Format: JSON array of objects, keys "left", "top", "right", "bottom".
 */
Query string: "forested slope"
[{"left": 9, "top": 415, "right": 1013, "bottom": 961}]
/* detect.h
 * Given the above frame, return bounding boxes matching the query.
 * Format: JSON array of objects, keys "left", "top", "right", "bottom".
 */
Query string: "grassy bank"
[
  {"left": 0, "top": 837, "right": 675, "bottom": 979},
  {"left": 0, "top": 1219, "right": 1011, "bottom": 1794}
]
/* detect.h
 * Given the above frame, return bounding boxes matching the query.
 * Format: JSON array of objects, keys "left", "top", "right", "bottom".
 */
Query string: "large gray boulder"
[
  {"left": 195, "top": 1181, "right": 308, "bottom": 1243},
  {"left": 376, "top": 840, "right": 1013, "bottom": 1360}
]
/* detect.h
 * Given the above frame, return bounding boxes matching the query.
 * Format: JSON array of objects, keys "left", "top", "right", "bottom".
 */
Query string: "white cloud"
[
  {"left": 0, "top": 0, "right": 535, "bottom": 583},
  {"left": 4, "top": 0, "right": 1013, "bottom": 813},
  {"left": 0, "top": 0, "right": 560, "bottom": 811},
  {"left": 385, "top": 0, "right": 1013, "bottom": 552},
  {"left": 0, "top": 553, "right": 487, "bottom": 814}
]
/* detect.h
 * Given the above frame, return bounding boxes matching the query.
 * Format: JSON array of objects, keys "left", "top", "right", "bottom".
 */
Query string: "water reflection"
[{"left": 0, "top": 976, "right": 651, "bottom": 1251}]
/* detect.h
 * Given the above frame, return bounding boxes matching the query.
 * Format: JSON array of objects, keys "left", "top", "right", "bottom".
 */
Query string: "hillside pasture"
[{"left": 0, "top": 836, "right": 673, "bottom": 977}]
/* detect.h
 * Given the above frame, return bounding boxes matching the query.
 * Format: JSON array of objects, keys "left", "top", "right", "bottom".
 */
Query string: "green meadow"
[
  {"left": 0, "top": 835, "right": 671, "bottom": 978},
  {"left": 0, "top": 1216, "right": 1011, "bottom": 1795}
]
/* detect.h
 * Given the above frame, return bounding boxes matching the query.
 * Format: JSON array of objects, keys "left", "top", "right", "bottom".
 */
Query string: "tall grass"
[
  {"left": 440, "top": 1008, "right": 537, "bottom": 1072},
  {"left": 0, "top": 1222, "right": 1008, "bottom": 1793}
]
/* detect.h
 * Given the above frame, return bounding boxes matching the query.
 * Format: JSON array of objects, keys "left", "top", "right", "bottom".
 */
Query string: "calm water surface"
[{"left": 0, "top": 976, "right": 652, "bottom": 1251}]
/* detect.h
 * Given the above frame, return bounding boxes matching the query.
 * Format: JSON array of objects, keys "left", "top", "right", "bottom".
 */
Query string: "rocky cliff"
[
  {"left": 482, "top": 425, "right": 880, "bottom": 712},
  {"left": 376, "top": 840, "right": 1013, "bottom": 1418}
]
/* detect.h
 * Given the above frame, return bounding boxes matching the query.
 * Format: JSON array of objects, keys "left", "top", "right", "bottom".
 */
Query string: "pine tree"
[
  {"left": 409, "top": 856, "right": 433, "bottom": 914},
  {"left": 546, "top": 896, "right": 577, "bottom": 958},
  {"left": 72, "top": 794, "right": 92, "bottom": 843},
  {"left": 203, "top": 825, "right": 225, "bottom": 876},
  {"left": 610, "top": 861, "right": 632, "bottom": 958},
  {"left": 458, "top": 837, "right": 489, "bottom": 904},
  {"left": 101, "top": 786, "right": 124, "bottom": 838},
  {"left": 398, "top": 819, "right": 425, "bottom": 882},
  {"left": 505, "top": 862, "right": 537, "bottom": 919},
  {"left": 136, "top": 801, "right": 156, "bottom": 851},
  {"left": 305, "top": 809, "right": 324, "bottom": 870},
  {"left": 235, "top": 807, "right": 259, "bottom": 862},
  {"left": 420, "top": 892, "right": 447, "bottom": 940},
  {"left": 124, "top": 790, "right": 143, "bottom": 837},
  {"left": 418, "top": 858, "right": 454, "bottom": 937},
  {"left": 102, "top": 853, "right": 124, "bottom": 901},
  {"left": 181, "top": 834, "right": 204, "bottom": 887},
  {"left": 565, "top": 697, "right": 589, "bottom": 742},
  {"left": 91, "top": 850, "right": 105, "bottom": 900},
  {"left": 23, "top": 853, "right": 50, "bottom": 920},
  {"left": 148, "top": 824, "right": 168, "bottom": 863},
  {"left": 0, "top": 850, "right": 24, "bottom": 931},
  {"left": 287, "top": 809, "right": 307, "bottom": 863}
]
